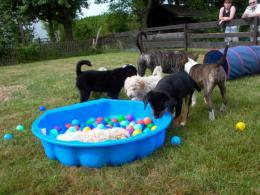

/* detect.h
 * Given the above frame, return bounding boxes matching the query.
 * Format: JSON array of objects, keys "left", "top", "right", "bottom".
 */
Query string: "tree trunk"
[
  {"left": 48, "top": 19, "right": 56, "bottom": 42},
  {"left": 62, "top": 17, "right": 73, "bottom": 41},
  {"left": 18, "top": 20, "right": 25, "bottom": 44},
  {"left": 144, "top": 0, "right": 153, "bottom": 28}
]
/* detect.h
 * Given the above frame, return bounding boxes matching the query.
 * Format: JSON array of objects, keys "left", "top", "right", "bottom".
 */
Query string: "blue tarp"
[{"left": 203, "top": 46, "right": 260, "bottom": 80}]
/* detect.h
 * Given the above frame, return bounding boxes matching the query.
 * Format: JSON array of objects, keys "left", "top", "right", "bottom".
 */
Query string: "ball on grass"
[
  {"left": 235, "top": 122, "right": 246, "bottom": 132},
  {"left": 39, "top": 106, "right": 46, "bottom": 111},
  {"left": 3, "top": 133, "right": 13, "bottom": 140},
  {"left": 16, "top": 125, "right": 25, "bottom": 131},
  {"left": 171, "top": 136, "right": 181, "bottom": 146}
]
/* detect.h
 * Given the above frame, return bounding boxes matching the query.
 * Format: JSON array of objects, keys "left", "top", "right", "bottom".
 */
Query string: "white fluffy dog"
[{"left": 124, "top": 66, "right": 163, "bottom": 100}]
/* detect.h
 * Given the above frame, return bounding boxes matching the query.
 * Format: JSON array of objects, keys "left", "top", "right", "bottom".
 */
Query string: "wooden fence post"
[
  {"left": 184, "top": 23, "right": 188, "bottom": 51},
  {"left": 253, "top": 17, "right": 258, "bottom": 45}
]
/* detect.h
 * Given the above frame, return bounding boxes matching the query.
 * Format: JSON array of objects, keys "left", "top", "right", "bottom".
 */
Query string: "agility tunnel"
[{"left": 203, "top": 46, "right": 260, "bottom": 80}]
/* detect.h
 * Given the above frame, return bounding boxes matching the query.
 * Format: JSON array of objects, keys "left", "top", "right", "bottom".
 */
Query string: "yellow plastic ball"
[
  {"left": 151, "top": 125, "right": 157, "bottom": 131},
  {"left": 235, "top": 122, "right": 246, "bottom": 132},
  {"left": 132, "top": 130, "right": 142, "bottom": 137},
  {"left": 83, "top": 127, "right": 91, "bottom": 132}
]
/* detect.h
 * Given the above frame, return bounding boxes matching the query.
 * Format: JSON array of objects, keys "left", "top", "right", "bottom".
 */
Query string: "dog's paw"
[
  {"left": 220, "top": 104, "right": 226, "bottom": 112},
  {"left": 209, "top": 110, "right": 215, "bottom": 121}
]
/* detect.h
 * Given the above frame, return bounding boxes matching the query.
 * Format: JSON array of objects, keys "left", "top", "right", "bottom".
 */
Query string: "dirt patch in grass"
[{"left": 0, "top": 85, "right": 25, "bottom": 102}]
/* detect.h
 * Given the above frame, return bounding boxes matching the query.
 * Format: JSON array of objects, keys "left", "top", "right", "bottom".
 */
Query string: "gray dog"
[
  {"left": 136, "top": 31, "right": 198, "bottom": 76},
  {"left": 184, "top": 44, "right": 229, "bottom": 121}
]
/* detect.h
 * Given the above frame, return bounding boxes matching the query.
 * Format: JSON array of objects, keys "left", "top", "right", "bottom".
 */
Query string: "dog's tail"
[
  {"left": 76, "top": 60, "right": 92, "bottom": 76},
  {"left": 216, "top": 43, "right": 229, "bottom": 66},
  {"left": 136, "top": 31, "right": 147, "bottom": 54}
]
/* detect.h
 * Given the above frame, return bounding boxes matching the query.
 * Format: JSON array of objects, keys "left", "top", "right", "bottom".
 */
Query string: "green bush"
[{"left": 17, "top": 43, "right": 40, "bottom": 63}]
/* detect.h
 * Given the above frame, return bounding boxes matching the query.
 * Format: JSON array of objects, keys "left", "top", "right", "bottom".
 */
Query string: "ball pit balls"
[
  {"left": 132, "top": 129, "right": 142, "bottom": 136},
  {"left": 16, "top": 125, "right": 25, "bottom": 131},
  {"left": 50, "top": 129, "right": 59, "bottom": 137},
  {"left": 134, "top": 124, "right": 143, "bottom": 130},
  {"left": 126, "top": 114, "right": 134, "bottom": 121},
  {"left": 235, "top": 122, "right": 246, "bottom": 132},
  {"left": 143, "top": 117, "right": 152, "bottom": 125},
  {"left": 151, "top": 125, "right": 157, "bottom": 131},
  {"left": 39, "top": 106, "right": 46, "bottom": 111},
  {"left": 3, "top": 133, "right": 13, "bottom": 140},
  {"left": 171, "top": 136, "right": 181, "bottom": 146},
  {"left": 41, "top": 115, "right": 160, "bottom": 142},
  {"left": 83, "top": 127, "right": 91, "bottom": 132},
  {"left": 71, "top": 119, "right": 80, "bottom": 126},
  {"left": 117, "top": 115, "right": 125, "bottom": 122},
  {"left": 143, "top": 128, "right": 150, "bottom": 133}
]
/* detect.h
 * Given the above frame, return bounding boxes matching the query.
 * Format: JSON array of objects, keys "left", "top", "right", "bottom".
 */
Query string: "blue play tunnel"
[{"left": 203, "top": 46, "right": 260, "bottom": 80}]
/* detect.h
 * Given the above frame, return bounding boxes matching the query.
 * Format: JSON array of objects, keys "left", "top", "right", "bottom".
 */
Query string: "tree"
[
  {"left": 0, "top": 0, "right": 33, "bottom": 47},
  {"left": 17, "top": 0, "right": 90, "bottom": 41}
]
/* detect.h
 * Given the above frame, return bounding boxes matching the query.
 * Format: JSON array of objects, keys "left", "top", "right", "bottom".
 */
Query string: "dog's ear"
[{"left": 143, "top": 91, "right": 151, "bottom": 109}]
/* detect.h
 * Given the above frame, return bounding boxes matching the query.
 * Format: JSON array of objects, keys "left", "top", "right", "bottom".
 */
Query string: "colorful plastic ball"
[
  {"left": 88, "top": 124, "right": 94, "bottom": 129},
  {"left": 96, "top": 117, "right": 103, "bottom": 124},
  {"left": 132, "top": 130, "right": 142, "bottom": 137},
  {"left": 86, "top": 118, "right": 95, "bottom": 124},
  {"left": 65, "top": 123, "right": 71, "bottom": 129},
  {"left": 71, "top": 119, "right": 80, "bottom": 126},
  {"left": 50, "top": 129, "right": 59, "bottom": 137},
  {"left": 235, "top": 122, "right": 246, "bottom": 132},
  {"left": 67, "top": 126, "right": 76, "bottom": 132},
  {"left": 38, "top": 106, "right": 46, "bottom": 111},
  {"left": 127, "top": 128, "right": 134, "bottom": 135},
  {"left": 143, "top": 117, "right": 152, "bottom": 125},
  {"left": 126, "top": 114, "right": 134, "bottom": 121},
  {"left": 117, "top": 115, "right": 125, "bottom": 122},
  {"left": 129, "top": 121, "right": 136, "bottom": 126},
  {"left": 114, "top": 122, "right": 121, "bottom": 127},
  {"left": 137, "top": 119, "right": 145, "bottom": 124},
  {"left": 3, "top": 133, "right": 13, "bottom": 140},
  {"left": 147, "top": 123, "right": 154, "bottom": 129},
  {"left": 53, "top": 125, "right": 61, "bottom": 131},
  {"left": 83, "top": 126, "right": 91, "bottom": 132},
  {"left": 134, "top": 124, "right": 143, "bottom": 130},
  {"left": 97, "top": 124, "right": 105, "bottom": 129},
  {"left": 151, "top": 125, "right": 157, "bottom": 131},
  {"left": 120, "top": 120, "right": 129, "bottom": 127},
  {"left": 111, "top": 118, "right": 118, "bottom": 123},
  {"left": 171, "top": 136, "right": 181, "bottom": 145},
  {"left": 104, "top": 118, "right": 110, "bottom": 123},
  {"left": 108, "top": 121, "right": 114, "bottom": 126},
  {"left": 16, "top": 125, "right": 25, "bottom": 131},
  {"left": 143, "top": 128, "right": 151, "bottom": 133}
]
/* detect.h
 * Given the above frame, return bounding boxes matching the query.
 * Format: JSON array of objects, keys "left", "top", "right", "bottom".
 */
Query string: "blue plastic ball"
[
  {"left": 50, "top": 129, "right": 59, "bottom": 137},
  {"left": 39, "top": 106, "right": 46, "bottom": 111},
  {"left": 71, "top": 119, "right": 80, "bottom": 126},
  {"left": 171, "top": 136, "right": 181, "bottom": 145},
  {"left": 3, "top": 133, "right": 13, "bottom": 140}
]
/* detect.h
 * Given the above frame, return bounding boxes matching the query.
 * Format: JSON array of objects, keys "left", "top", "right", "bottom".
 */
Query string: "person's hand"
[
  {"left": 242, "top": 13, "right": 249, "bottom": 18},
  {"left": 219, "top": 20, "right": 224, "bottom": 25}
]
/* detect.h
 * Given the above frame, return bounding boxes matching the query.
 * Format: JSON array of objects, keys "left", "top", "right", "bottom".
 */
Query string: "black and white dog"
[
  {"left": 76, "top": 60, "right": 137, "bottom": 102},
  {"left": 136, "top": 31, "right": 198, "bottom": 76},
  {"left": 143, "top": 71, "right": 200, "bottom": 127}
]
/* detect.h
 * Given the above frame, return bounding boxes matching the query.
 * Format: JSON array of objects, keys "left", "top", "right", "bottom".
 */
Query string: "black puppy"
[
  {"left": 143, "top": 71, "right": 200, "bottom": 127},
  {"left": 76, "top": 60, "right": 137, "bottom": 102}
]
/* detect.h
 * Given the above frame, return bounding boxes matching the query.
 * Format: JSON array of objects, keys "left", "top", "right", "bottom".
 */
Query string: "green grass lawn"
[{"left": 0, "top": 51, "right": 259, "bottom": 194}]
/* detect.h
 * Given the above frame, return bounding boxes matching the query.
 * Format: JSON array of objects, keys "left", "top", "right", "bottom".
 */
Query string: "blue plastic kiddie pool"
[{"left": 32, "top": 99, "right": 172, "bottom": 168}]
